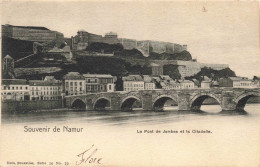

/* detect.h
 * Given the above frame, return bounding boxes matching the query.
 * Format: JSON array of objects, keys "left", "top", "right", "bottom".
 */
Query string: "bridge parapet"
[{"left": 64, "top": 88, "right": 260, "bottom": 112}]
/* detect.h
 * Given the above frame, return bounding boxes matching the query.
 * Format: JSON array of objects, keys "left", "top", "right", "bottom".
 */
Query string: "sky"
[{"left": 1, "top": 1, "right": 259, "bottom": 78}]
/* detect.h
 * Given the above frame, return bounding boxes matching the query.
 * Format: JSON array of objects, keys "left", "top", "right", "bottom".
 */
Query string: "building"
[
  {"left": 104, "top": 32, "right": 119, "bottom": 44},
  {"left": 1, "top": 79, "right": 30, "bottom": 101},
  {"left": 201, "top": 81, "right": 211, "bottom": 89},
  {"left": 71, "top": 29, "right": 187, "bottom": 54},
  {"left": 219, "top": 77, "right": 253, "bottom": 88},
  {"left": 2, "top": 55, "right": 15, "bottom": 79},
  {"left": 179, "top": 80, "right": 195, "bottom": 89},
  {"left": 123, "top": 75, "right": 144, "bottom": 91},
  {"left": 71, "top": 30, "right": 119, "bottom": 50},
  {"left": 211, "top": 80, "right": 219, "bottom": 87},
  {"left": 151, "top": 63, "right": 163, "bottom": 76},
  {"left": 83, "top": 74, "right": 115, "bottom": 93},
  {"left": 64, "top": 72, "right": 86, "bottom": 96},
  {"left": 143, "top": 75, "right": 155, "bottom": 90},
  {"left": 2, "top": 24, "right": 64, "bottom": 42},
  {"left": 29, "top": 76, "right": 62, "bottom": 100},
  {"left": 200, "top": 76, "right": 211, "bottom": 89}
]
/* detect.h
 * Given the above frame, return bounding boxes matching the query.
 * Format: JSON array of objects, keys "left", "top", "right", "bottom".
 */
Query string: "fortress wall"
[
  {"left": 136, "top": 41, "right": 150, "bottom": 56},
  {"left": 88, "top": 33, "right": 103, "bottom": 44},
  {"left": 71, "top": 30, "right": 187, "bottom": 54},
  {"left": 6, "top": 27, "right": 63, "bottom": 42},
  {"left": 173, "top": 44, "right": 184, "bottom": 53},
  {"left": 149, "top": 41, "right": 168, "bottom": 54},
  {"left": 102, "top": 37, "right": 120, "bottom": 44},
  {"left": 119, "top": 38, "right": 137, "bottom": 50},
  {"left": 2, "top": 25, "right": 13, "bottom": 37}
]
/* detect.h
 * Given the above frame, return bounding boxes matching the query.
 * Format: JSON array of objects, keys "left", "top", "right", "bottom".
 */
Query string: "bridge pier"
[
  {"left": 85, "top": 98, "right": 94, "bottom": 110},
  {"left": 142, "top": 93, "right": 153, "bottom": 111},
  {"left": 177, "top": 93, "right": 191, "bottom": 111},
  {"left": 221, "top": 96, "right": 236, "bottom": 111},
  {"left": 110, "top": 95, "right": 121, "bottom": 111}
]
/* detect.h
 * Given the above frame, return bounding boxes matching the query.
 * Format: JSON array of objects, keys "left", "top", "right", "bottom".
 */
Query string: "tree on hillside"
[
  {"left": 215, "top": 68, "right": 236, "bottom": 79},
  {"left": 114, "top": 49, "right": 145, "bottom": 59},
  {"left": 163, "top": 64, "right": 181, "bottom": 80},
  {"left": 86, "top": 43, "right": 123, "bottom": 54},
  {"left": 185, "top": 67, "right": 236, "bottom": 82},
  {"left": 148, "top": 50, "right": 192, "bottom": 61}
]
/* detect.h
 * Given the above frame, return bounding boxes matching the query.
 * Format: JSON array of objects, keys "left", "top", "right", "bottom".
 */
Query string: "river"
[{"left": 1, "top": 104, "right": 260, "bottom": 166}]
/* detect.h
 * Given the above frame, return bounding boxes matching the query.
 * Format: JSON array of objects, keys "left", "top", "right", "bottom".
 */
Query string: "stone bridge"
[{"left": 64, "top": 88, "right": 260, "bottom": 112}]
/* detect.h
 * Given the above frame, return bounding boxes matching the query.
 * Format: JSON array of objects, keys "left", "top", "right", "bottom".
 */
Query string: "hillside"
[
  {"left": 84, "top": 42, "right": 192, "bottom": 61},
  {"left": 149, "top": 50, "right": 192, "bottom": 61},
  {"left": 2, "top": 37, "right": 34, "bottom": 60}
]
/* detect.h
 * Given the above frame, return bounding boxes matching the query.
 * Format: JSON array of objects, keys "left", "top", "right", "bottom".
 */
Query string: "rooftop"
[
  {"left": 143, "top": 75, "right": 154, "bottom": 82},
  {"left": 105, "top": 32, "right": 117, "bottom": 36},
  {"left": 179, "top": 80, "right": 193, "bottom": 83},
  {"left": 123, "top": 75, "right": 143, "bottom": 81},
  {"left": 3, "top": 24, "right": 49, "bottom": 31},
  {"left": 29, "top": 80, "right": 61, "bottom": 86},
  {"left": 83, "top": 74, "right": 113, "bottom": 78},
  {"left": 2, "top": 79, "right": 28, "bottom": 85},
  {"left": 4, "top": 55, "right": 13, "bottom": 59},
  {"left": 64, "top": 72, "right": 85, "bottom": 80},
  {"left": 150, "top": 63, "right": 160, "bottom": 67},
  {"left": 229, "top": 77, "right": 251, "bottom": 81}
]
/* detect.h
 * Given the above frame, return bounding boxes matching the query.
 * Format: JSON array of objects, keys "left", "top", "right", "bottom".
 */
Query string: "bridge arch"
[
  {"left": 190, "top": 93, "right": 221, "bottom": 112},
  {"left": 235, "top": 92, "right": 260, "bottom": 110},
  {"left": 153, "top": 95, "right": 178, "bottom": 111},
  {"left": 120, "top": 96, "right": 142, "bottom": 112},
  {"left": 71, "top": 98, "right": 86, "bottom": 110},
  {"left": 93, "top": 97, "right": 111, "bottom": 111}
]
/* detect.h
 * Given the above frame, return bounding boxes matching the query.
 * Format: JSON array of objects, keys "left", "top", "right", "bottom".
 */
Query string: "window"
[
  {"left": 109, "top": 85, "right": 112, "bottom": 90},
  {"left": 79, "top": 82, "right": 82, "bottom": 86},
  {"left": 70, "top": 82, "right": 73, "bottom": 86},
  {"left": 20, "top": 86, "right": 22, "bottom": 89},
  {"left": 75, "top": 82, "right": 77, "bottom": 86}
]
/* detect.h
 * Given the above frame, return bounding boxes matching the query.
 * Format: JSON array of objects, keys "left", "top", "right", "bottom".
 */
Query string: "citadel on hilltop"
[
  {"left": 2, "top": 24, "right": 64, "bottom": 42},
  {"left": 2, "top": 24, "right": 187, "bottom": 56},
  {"left": 71, "top": 30, "right": 187, "bottom": 56}
]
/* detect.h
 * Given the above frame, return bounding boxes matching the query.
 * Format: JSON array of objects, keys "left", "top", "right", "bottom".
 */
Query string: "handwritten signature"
[{"left": 76, "top": 144, "right": 102, "bottom": 165}]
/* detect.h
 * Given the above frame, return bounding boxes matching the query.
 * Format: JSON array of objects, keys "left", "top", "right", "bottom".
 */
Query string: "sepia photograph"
[{"left": 1, "top": 0, "right": 260, "bottom": 166}]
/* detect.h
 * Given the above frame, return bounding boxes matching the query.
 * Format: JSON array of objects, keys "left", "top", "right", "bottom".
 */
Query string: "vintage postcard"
[{"left": 1, "top": 0, "right": 260, "bottom": 167}]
